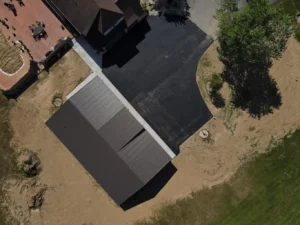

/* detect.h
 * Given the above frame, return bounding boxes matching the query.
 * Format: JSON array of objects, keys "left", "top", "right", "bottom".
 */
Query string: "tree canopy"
[
  {"left": 216, "top": 0, "right": 293, "bottom": 118},
  {"left": 217, "top": 0, "right": 293, "bottom": 66}
]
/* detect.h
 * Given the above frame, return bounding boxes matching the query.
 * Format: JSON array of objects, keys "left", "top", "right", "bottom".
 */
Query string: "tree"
[
  {"left": 217, "top": 0, "right": 238, "bottom": 13},
  {"left": 215, "top": 0, "right": 292, "bottom": 118},
  {"left": 217, "top": 0, "right": 293, "bottom": 66}
]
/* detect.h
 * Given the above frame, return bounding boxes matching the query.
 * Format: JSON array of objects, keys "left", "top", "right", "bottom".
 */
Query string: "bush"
[
  {"left": 140, "top": 1, "right": 147, "bottom": 11},
  {"left": 209, "top": 73, "right": 225, "bottom": 108},
  {"left": 201, "top": 55, "right": 212, "bottom": 67},
  {"left": 19, "top": 152, "right": 41, "bottom": 177},
  {"left": 210, "top": 73, "right": 223, "bottom": 92},
  {"left": 218, "top": 0, "right": 238, "bottom": 13},
  {"left": 217, "top": 0, "right": 293, "bottom": 65}
]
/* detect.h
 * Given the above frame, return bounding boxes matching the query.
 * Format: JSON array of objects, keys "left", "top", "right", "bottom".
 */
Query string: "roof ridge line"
[{"left": 92, "top": 0, "right": 123, "bottom": 14}]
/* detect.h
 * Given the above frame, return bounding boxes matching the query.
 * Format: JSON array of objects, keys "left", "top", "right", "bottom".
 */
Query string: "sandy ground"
[
  {"left": 17, "top": 50, "right": 91, "bottom": 122},
  {"left": 5, "top": 49, "right": 91, "bottom": 223},
  {"left": 5, "top": 37, "right": 300, "bottom": 225}
]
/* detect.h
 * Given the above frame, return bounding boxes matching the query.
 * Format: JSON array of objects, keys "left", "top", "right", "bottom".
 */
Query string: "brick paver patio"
[{"left": 0, "top": 0, "right": 72, "bottom": 91}]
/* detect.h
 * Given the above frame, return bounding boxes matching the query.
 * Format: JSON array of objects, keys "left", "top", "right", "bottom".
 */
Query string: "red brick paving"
[
  {"left": 0, "top": 0, "right": 71, "bottom": 62},
  {"left": 0, "top": 0, "right": 72, "bottom": 91}
]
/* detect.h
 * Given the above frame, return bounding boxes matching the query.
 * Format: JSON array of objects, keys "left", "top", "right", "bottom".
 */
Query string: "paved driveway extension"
[
  {"left": 187, "top": 0, "right": 220, "bottom": 38},
  {"left": 103, "top": 16, "right": 213, "bottom": 153}
]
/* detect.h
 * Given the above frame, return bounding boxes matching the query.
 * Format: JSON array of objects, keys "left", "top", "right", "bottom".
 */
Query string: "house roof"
[
  {"left": 46, "top": 74, "right": 175, "bottom": 205},
  {"left": 46, "top": 0, "right": 143, "bottom": 36},
  {"left": 99, "top": 9, "right": 123, "bottom": 34}
]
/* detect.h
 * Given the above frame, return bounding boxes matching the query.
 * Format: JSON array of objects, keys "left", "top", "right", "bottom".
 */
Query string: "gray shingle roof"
[{"left": 45, "top": 0, "right": 144, "bottom": 35}]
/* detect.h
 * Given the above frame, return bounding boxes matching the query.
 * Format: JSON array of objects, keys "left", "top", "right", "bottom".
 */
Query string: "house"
[
  {"left": 44, "top": 0, "right": 147, "bottom": 53},
  {"left": 46, "top": 73, "right": 176, "bottom": 205}
]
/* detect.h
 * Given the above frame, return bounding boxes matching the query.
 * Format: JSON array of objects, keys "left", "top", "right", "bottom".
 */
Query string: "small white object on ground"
[
  {"left": 206, "top": 81, "right": 212, "bottom": 94},
  {"left": 199, "top": 129, "right": 209, "bottom": 139},
  {"left": 53, "top": 98, "right": 62, "bottom": 107}
]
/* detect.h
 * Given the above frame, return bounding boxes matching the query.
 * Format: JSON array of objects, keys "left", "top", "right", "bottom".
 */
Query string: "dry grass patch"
[{"left": 0, "top": 94, "right": 20, "bottom": 225}]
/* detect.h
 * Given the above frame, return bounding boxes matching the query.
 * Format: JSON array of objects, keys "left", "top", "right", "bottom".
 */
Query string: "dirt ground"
[
  {"left": 17, "top": 49, "right": 91, "bottom": 122},
  {"left": 4, "top": 37, "right": 300, "bottom": 225}
]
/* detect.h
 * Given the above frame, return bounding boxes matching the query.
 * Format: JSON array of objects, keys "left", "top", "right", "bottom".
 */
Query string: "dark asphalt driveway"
[{"left": 103, "top": 16, "right": 213, "bottom": 153}]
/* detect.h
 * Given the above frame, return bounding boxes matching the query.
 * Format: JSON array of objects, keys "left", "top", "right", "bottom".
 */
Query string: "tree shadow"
[
  {"left": 222, "top": 60, "right": 282, "bottom": 119},
  {"left": 155, "top": 0, "right": 190, "bottom": 25},
  {"left": 211, "top": 92, "right": 225, "bottom": 108}
]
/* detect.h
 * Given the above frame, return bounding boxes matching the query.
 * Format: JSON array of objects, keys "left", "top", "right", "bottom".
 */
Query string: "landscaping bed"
[{"left": 0, "top": 31, "right": 23, "bottom": 74}]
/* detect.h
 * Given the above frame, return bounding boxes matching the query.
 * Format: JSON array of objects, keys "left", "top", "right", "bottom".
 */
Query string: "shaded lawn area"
[
  {"left": 135, "top": 130, "right": 300, "bottom": 225},
  {"left": 275, "top": 0, "right": 300, "bottom": 40}
]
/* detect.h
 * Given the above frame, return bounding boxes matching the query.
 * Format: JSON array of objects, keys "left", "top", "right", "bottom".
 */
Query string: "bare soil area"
[
  {"left": 4, "top": 37, "right": 300, "bottom": 225},
  {"left": 18, "top": 49, "right": 91, "bottom": 122},
  {"left": 4, "top": 49, "right": 91, "bottom": 224},
  {"left": 187, "top": 37, "right": 300, "bottom": 187}
]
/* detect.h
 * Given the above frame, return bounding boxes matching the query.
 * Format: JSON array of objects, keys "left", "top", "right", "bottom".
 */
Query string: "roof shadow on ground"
[
  {"left": 102, "top": 19, "right": 151, "bottom": 68},
  {"left": 120, "top": 162, "right": 177, "bottom": 211}
]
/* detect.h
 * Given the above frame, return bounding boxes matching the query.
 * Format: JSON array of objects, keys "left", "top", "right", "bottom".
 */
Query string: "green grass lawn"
[
  {"left": 135, "top": 130, "right": 300, "bottom": 225},
  {"left": 275, "top": 0, "right": 300, "bottom": 40}
]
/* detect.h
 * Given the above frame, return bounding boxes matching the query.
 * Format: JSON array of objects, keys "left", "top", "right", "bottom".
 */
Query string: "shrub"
[
  {"left": 209, "top": 73, "right": 225, "bottom": 108},
  {"left": 210, "top": 73, "right": 223, "bottom": 92},
  {"left": 19, "top": 152, "right": 41, "bottom": 177},
  {"left": 201, "top": 55, "right": 211, "bottom": 67},
  {"left": 217, "top": 0, "right": 293, "bottom": 65},
  {"left": 140, "top": 1, "right": 147, "bottom": 11}
]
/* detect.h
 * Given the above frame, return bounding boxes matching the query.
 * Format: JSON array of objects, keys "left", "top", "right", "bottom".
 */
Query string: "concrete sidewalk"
[
  {"left": 187, "top": 0, "right": 220, "bottom": 39},
  {"left": 70, "top": 37, "right": 103, "bottom": 72}
]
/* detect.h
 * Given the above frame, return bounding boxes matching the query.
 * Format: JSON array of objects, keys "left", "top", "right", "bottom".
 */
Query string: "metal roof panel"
[
  {"left": 46, "top": 101, "right": 143, "bottom": 204},
  {"left": 97, "top": 107, "right": 143, "bottom": 151},
  {"left": 119, "top": 131, "right": 172, "bottom": 184},
  {"left": 70, "top": 76, "right": 124, "bottom": 130}
]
